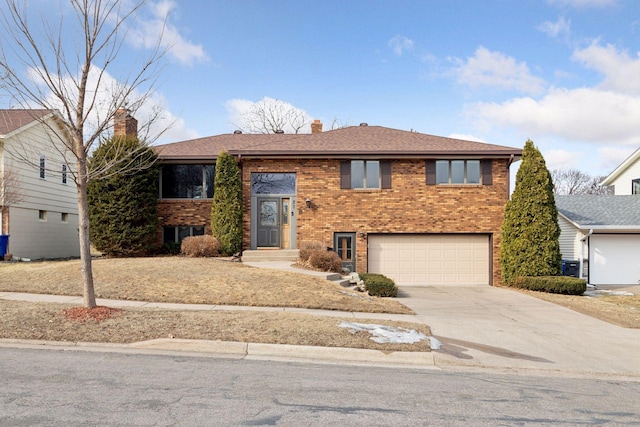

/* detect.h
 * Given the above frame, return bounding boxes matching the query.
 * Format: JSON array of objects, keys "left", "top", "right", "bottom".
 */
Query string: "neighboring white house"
[
  {"left": 0, "top": 109, "right": 79, "bottom": 259},
  {"left": 600, "top": 147, "right": 640, "bottom": 195},
  {"left": 556, "top": 195, "right": 640, "bottom": 286}
]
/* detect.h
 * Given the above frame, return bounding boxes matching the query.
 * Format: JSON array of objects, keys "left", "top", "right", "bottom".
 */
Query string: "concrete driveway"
[{"left": 398, "top": 286, "right": 640, "bottom": 378}]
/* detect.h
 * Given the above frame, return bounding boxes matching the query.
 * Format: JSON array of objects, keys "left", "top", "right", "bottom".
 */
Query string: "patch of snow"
[
  {"left": 339, "top": 322, "right": 428, "bottom": 344},
  {"left": 339, "top": 290, "right": 374, "bottom": 300},
  {"left": 428, "top": 336, "right": 442, "bottom": 350}
]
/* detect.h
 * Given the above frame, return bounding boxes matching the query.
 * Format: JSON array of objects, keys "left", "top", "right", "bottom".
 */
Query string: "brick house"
[{"left": 154, "top": 121, "right": 522, "bottom": 286}]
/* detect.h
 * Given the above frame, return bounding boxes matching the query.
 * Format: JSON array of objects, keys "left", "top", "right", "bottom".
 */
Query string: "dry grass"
[
  {"left": 518, "top": 289, "right": 640, "bottom": 328},
  {"left": 0, "top": 257, "right": 432, "bottom": 351},
  {"left": 0, "top": 257, "right": 412, "bottom": 314},
  {"left": 0, "top": 300, "right": 432, "bottom": 351}
]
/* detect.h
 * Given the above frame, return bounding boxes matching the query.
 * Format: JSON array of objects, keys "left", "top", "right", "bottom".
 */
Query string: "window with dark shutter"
[
  {"left": 481, "top": 160, "right": 492, "bottom": 185},
  {"left": 426, "top": 160, "right": 436, "bottom": 185},
  {"left": 340, "top": 161, "right": 351, "bottom": 189},
  {"left": 381, "top": 161, "right": 391, "bottom": 189}
]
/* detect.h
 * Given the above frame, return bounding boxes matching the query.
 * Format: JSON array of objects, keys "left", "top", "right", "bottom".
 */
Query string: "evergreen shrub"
[
  {"left": 511, "top": 276, "right": 586, "bottom": 295},
  {"left": 211, "top": 151, "right": 243, "bottom": 256},
  {"left": 360, "top": 273, "right": 398, "bottom": 297}
]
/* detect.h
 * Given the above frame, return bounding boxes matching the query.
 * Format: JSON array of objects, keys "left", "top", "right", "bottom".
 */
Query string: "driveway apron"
[{"left": 398, "top": 286, "right": 640, "bottom": 377}]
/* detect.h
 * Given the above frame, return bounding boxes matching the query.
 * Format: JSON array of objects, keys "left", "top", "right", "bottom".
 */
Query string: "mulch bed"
[{"left": 63, "top": 306, "right": 123, "bottom": 323}]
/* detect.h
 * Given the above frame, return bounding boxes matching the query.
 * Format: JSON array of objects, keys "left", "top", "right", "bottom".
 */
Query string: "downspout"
[
  {"left": 580, "top": 229, "right": 594, "bottom": 283},
  {"left": 507, "top": 154, "right": 515, "bottom": 197}
]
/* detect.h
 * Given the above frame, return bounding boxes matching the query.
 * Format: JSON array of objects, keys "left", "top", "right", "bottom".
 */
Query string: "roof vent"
[
  {"left": 359, "top": 122, "right": 368, "bottom": 127},
  {"left": 274, "top": 129, "right": 284, "bottom": 134},
  {"left": 233, "top": 130, "right": 242, "bottom": 134}
]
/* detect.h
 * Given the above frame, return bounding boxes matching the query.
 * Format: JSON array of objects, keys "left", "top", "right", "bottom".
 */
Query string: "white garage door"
[
  {"left": 590, "top": 235, "right": 640, "bottom": 285},
  {"left": 368, "top": 234, "right": 490, "bottom": 286}
]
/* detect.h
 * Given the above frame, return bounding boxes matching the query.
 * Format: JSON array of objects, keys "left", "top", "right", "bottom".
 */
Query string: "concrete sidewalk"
[{"left": 2, "top": 260, "right": 640, "bottom": 379}]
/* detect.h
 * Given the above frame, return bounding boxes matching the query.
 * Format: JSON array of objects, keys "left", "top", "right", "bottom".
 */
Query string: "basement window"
[{"left": 163, "top": 226, "right": 205, "bottom": 244}]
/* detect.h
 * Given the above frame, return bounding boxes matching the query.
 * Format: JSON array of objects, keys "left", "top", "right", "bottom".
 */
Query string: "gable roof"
[
  {"left": 600, "top": 146, "right": 640, "bottom": 186},
  {"left": 556, "top": 195, "right": 640, "bottom": 231},
  {"left": 155, "top": 125, "right": 523, "bottom": 161},
  {"left": 0, "top": 109, "right": 54, "bottom": 137}
]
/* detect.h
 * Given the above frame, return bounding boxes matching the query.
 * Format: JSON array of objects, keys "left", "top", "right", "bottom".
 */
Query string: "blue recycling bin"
[{"left": 0, "top": 235, "right": 9, "bottom": 257}]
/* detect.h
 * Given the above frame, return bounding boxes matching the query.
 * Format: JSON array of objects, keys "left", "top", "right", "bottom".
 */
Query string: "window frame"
[
  {"left": 427, "top": 159, "right": 492, "bottom": 186},
  {"left": 633, "top": 178, "right": 640, "bottom": 195},
  {"left": 340, "top": 160, "right": 391, "bottom": 190},
  {"left": 160, "top": 164, "right": 215, "bottom": 199},
  {"left": 39, "top": 155, "right": 46, "bottom": 179},
  {"left": 162, "top": 225, "right": 206, "bottom": 244}
]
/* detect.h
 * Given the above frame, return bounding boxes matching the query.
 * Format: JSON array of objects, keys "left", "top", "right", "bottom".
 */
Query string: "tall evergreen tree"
[
  {"left": 88, "top": 137, "right": 159, "bottom": 257},
  {"left": 211, "top": 151, "right": 243, "bottom": 256},
  {"left": 500, "top": 140, "right": 562, "bottom": 284}
]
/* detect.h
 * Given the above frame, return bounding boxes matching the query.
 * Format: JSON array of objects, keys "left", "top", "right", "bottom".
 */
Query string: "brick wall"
[
  {"left": 242, "top": 158, "right": 510, "bottom": 285},
  {"left": 157, "top": 199, "right": 212, "bottom": 244}
]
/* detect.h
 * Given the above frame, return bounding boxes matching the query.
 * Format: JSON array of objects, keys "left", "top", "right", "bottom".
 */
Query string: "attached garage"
[
  {"left": 589, "top": 234, "right": 640, "bottom": 286},
  {"left": 368, "top": 234, "right": 490, "bottom": 286}
]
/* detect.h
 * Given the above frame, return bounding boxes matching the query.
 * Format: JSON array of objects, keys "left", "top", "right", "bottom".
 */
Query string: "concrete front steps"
[{"left": 241, "top": 249, "right": 350, "bottom": 287}]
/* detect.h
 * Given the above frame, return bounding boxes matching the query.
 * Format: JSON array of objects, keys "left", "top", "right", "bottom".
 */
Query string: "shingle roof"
[
  {"left": 0, "top": 109, "right": 54, "bottom": 136},
  {"left": 154, "top": 125, "right": 523, "bottom": 161},
  {"left": 556, "top": 195, "right": 640, "bottom": 228}
]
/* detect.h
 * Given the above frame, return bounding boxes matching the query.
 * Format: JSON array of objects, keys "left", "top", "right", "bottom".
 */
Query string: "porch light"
[{"left": 305, "top": 198, "right": 311, "bottom": 208}]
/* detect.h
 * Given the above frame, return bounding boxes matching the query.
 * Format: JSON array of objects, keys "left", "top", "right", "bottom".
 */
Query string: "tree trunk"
[{"left": 77, "top": 156, "right": 96, "bottom": 308}]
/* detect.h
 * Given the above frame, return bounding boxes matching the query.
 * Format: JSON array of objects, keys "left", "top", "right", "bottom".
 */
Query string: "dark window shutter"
[
  {"left": 481, "top": 160, "right": 492, "bottom": 185},
  {"left": 340, "top": 161, "right": 351, "bottom": 189},
  {"left": 380, "top": 160, "right": 391, "bottom": 189},
  {"left": 426, "top": 160, "right": 436, "bottom": 185}
]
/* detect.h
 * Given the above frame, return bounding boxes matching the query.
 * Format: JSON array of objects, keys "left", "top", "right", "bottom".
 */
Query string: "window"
[
  {"left": 38, "top": 210, "right": 47, "bottom": 221},
  {"left": 427, "top": 160, "right": 492, "bottom": 185},
  {"left": 340, "top": 160, "right": 391, "bottom": 189},
  {"left": 163, "top": 226, "right": 205, "bottom": 244},
  {"left": 61, "top": 213, "right": 68, "bottom": 223},
  {"left": 39, "top": 156, "right": 46, "bottom": 179},
  {"left": 633, "top": 178, "right": 640, "bottom": 195},
  {"left": 61, "top": 164, "right": 67, "bottom": 184},
  {"left": 251, "top": 173, "right": 296, "bottom": 195},
  {"left": 161, "top": 165, "right": 215, "bottom": 199}
]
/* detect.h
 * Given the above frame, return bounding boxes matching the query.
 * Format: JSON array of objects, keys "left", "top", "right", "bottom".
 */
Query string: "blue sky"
[{"left": 3, "top": 0, "right": 640, "bottom": 177}]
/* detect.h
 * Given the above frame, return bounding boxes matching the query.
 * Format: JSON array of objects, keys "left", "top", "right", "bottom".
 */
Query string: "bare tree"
[
  {"left": 551, "top": 169, "right": 613, "bottom": 195},
  {"left": 231, "top": 97, "right": 312, "bottom": 134},
  {"left": 0, "top": 0, "right": 166, "bottom": 308},
  {"left": 0, "top": 165, "right": 24, "bottom": 220}
]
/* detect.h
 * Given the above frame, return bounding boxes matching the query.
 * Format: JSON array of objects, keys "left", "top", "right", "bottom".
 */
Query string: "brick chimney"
[
  {"left": 114, "top": 108, "right": 138, "bottom": 138},
  {"left": 311, "top": 119, "right": 323, "bottom": 134}
]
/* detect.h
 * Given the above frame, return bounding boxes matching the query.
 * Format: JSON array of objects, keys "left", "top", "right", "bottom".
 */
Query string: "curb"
[{"left": 0, "top": 338, "right": 438, "bottom": 369}]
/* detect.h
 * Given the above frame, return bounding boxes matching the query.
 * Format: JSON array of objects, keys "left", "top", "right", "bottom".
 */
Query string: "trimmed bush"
[
  {"left": 360, "top": 273, "right": 398, "bottom": 297},
  {"left": 308, "top": 250, "right": 342, "bottom": 273},
  {"left": 299, "top": 240, "right": 325, "bottom": 262},
  {"left": 181, "top": 235, "right": 220, "bottom": 257},
  {"left": 211, "top": 151, "right": 243, "bottom": 256},
  {"left": 511, "top": 276, "right": 586, "bottom": 295}
]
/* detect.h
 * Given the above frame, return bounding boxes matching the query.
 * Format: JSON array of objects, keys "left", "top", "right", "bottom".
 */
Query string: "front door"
[
  {"left": 257, "top": 198, "right": 280, "bottom": 247},
  {"left": 334, "top": 232, "right": 356, "bottom": 273}
]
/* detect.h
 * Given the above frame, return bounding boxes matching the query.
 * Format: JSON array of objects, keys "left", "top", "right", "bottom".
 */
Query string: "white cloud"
[
  {"left": 538, "top": 17, "right": 571, "bottom": 38},
  {"left": 388, "top": 35, "right": 415, "bottom": 56},
  {"left": 572, "top": 42, "right": 640, "bottom": 94},
  {"left": 597, "top": 145, "right": 638, "bottom": 173},
  {"left": 128, "top": 0, "right": 208, "bottom": 66},
  {"left": 544, "top": 149, "right": 582, "bottom": 170},
  {"left": 225, "top": 97, "right": 313, "bottom": 134},
  {"left": 447, "top": 133, "right": 486, "bottom": 143},
  {"left": 453, "top": 47, "right": 547, "bottom": 95},
  {"left": 466, "top": 87, "right": 640, "bottom": 145},
  {"left": 547, "top": 0, "right": 618, "bottom": 7},
  {"left": 29, "top": 63, "right": 197, "bottom": 144}
]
